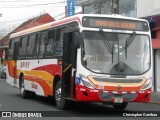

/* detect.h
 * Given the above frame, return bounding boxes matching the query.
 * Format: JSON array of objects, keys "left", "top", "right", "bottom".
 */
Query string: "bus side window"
[
  {"left": 18, "top": 36, "right": 28, "bottom": 59},
  {"left": 8, "top": 39, "right": 15, "bottom": 59},
  {"left": 34, "top": 34, "right": 40, "bottom": 59},
  {"left": 45, "top": 30, "right": 56, "bottom": 58},
  {"left": 26, "top": 34, "right": 36, "bottom": 59},
  {"left": 54, "top": 28, "right": 63, "bottom": 57},
  {"left": 38, "top": 33, "right": 47, "bottom": 59}
]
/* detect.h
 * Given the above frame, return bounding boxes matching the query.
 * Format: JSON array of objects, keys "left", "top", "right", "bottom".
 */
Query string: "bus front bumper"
[{"left": 75, "top": 85, "right": 151, "bottom": 103}]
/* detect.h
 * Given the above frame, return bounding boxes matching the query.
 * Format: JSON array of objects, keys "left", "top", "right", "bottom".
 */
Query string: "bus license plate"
[{"left": 114, "top": 97, "right": 123, "bottom": 103}]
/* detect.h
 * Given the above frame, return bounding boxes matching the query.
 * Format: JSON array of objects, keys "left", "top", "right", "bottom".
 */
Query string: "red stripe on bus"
[
  {"left": 51, "top": 16, "right": 81, "bottom": 27},
  {"left": 32, "top": 64, "right": 61, "bottom": 76}
]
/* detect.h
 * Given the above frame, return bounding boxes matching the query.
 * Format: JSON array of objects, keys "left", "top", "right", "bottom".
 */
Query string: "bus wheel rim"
[
  {"left": 55, "top": 88, "right": 61, "bottom": 102},
  {"left": 21, "top": 83, "right": 24, "bottom": 94}
]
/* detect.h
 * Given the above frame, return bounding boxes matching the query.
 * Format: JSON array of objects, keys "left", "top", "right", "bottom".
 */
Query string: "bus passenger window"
[
  {"left": 34, "top": 34, "right": 40, "bottom": 59},
  {"left": 54, "top": 28, "right": 63, "bottom": 57},
  {"left": 18, "top": 36, "right": 28, "bottom": 59},
  {"left": 8, "top": 39, "right": 15, "bottom": 59},
  {"left": 45, "top": 30, "right": 56, "bottom": 58},
  {"left": 38, "top": 33, "right": 47, "bottom": 59},
  {"left": 26, "top": 34, "right": 36, "bottom": 59},
  {"left": 54, "top": 41, "right": 63, "bottom": 57},
  {"left": 56, "top": 29, "right": 61, "bottom": 42}
]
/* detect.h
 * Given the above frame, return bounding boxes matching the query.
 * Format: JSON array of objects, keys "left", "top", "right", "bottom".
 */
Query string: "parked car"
[{"left": 0, "top": 66, "right": 6, "bottom": 79}]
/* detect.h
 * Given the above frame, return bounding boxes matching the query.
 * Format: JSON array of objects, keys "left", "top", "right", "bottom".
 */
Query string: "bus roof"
[{"left": 10, "top": 14, "right": 148, "bottom": 39}]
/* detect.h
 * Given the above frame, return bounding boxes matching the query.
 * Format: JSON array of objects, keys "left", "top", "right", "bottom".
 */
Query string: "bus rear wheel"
[
  {"left": 19, "top": 76, "right": 30, "bottom": 98},
  {"left": 54, "top": 81, "right": 69, "bottom": 110},
  {"left": 113, "top": 102, "right": 128, "bottom": 110}
]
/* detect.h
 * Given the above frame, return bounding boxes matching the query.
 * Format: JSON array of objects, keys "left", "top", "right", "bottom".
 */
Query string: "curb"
[{"left": 149, "top": 101, "right": 160, "bottom": 105}]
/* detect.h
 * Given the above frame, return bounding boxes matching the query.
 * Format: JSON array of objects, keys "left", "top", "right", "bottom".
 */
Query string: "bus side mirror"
[{"left": 83, "top": 60, "right": 87, "bottom": 66}]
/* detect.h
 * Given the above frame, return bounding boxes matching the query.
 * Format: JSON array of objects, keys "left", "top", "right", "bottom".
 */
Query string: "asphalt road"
[{"left": 0, "top": 78, "right": 160, "bottom": 120}]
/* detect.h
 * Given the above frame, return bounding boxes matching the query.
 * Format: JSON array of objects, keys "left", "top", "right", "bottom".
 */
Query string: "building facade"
[
  {"left": 143, "top": 15, "right": 160, "bottom": 92},
  {"left": 137, "top": 0, "right": 160, "bottom": 92},
  {"left": 76, "top": 0, "right": 137, "bottom": 17},
  {"left": 137, "top": 0, "right": 160, "bottom": 18}
]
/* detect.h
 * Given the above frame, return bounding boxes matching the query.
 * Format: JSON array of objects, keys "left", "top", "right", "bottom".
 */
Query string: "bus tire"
[
  {"left": 113, "top": 102, "right": 128, "bottom": 110},
  {"left": 3, "top": 73, "right": 6, "bottom": 79},
  {"left": 19, "top": 76, "right": 29, "bottom": 98},
  {"left": 55, "top": 81, "right": 69, "bottom": 110}
]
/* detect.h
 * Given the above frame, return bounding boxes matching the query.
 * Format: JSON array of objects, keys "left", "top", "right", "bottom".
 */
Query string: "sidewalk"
[{"left": 150, "top": 92, "right": 160, "bottom": 104}]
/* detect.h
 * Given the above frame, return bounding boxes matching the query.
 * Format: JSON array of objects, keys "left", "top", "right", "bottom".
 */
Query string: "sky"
[{"left": 0, "top": 0, "right": 82, "bottom": 36}]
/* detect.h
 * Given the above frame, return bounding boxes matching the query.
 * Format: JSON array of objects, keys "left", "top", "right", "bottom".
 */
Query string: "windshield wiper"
[
  {"left": 112, "top": 42, "right": 114, "bottom": 64},
  {"left": 125, "top": 34, "right": 136, "bottom": 49},
  {"left": 99, "top": 28, "right": 114, "bottom": 63},
  {"left": 99, "top": 28, "right": 112, "bottom": 54},
  {"left": 120, "top": 32, "right": 137, "bottom": 59},
  {"left": 125, "top": 39, "right": 127, "bottom": 59}
]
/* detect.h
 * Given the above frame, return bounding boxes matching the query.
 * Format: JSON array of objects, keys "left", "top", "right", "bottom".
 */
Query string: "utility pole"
[
  {"left": 96, "top": 0, "right": 119, "bottom": 14},
  {"left": 98, "top": 0, "right": 102, "bottom": 14},
  {"left": 112, "top": 0, "right": 119, "bottom": 14}
]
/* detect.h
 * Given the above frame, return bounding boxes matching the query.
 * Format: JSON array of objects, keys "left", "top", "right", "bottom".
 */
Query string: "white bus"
[{"left": 6, "top": 14, "right": 152, "bottom": 110}]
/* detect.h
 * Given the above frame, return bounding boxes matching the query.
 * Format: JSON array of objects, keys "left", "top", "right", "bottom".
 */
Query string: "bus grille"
[
  {"left": 93, "top": 77, "right": 143, "bottom": 83},
  {"left": 98, "top": 92, "right": 137, "bottom": 101}
]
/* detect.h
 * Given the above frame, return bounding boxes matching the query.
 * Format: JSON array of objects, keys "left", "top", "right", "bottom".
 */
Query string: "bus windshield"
[{"left": 82, "top": 31, "right": 151, "bottom": 75}]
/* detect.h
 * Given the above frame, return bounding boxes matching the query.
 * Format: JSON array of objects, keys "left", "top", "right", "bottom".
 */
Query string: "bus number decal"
[{"left": 20, "top": 62, "right": 30, "bottom": 68}]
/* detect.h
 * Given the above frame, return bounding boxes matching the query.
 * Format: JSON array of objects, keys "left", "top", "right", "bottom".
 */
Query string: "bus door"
[
  {"left": 62, "top": 32, "right": 78, "bottom": 98},
  {"left": 13, "top": 42, "right": 20, "bottom": 84}
]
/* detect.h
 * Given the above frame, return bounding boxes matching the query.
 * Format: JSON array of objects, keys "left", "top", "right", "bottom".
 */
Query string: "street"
[{"left": 0, "top": 78, "right": 160, "bottom": 120}]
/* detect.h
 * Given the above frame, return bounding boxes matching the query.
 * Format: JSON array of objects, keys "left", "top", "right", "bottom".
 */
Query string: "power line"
[
  {"left": 0, "top": 1, "right": 67, "bottom": 7},
  {"left": 0, "top": 5, "right": 66, "bottom": 8},
  {"left": 0, "top": 0, "right": 67, "bottom": 2},
  {"left": 0, "top": 6, "right": 66, "bottom": 8},
  {"left": 0, "top": 7, "right": 66, "bottom": 23},
  {"left": 0, "top": 17, "right": 29, "bottom": 23},
  {"left": 0, "top": 3, "right": 81, "bottom": 34},
  {"left": 0, "top": 0, "right": 28, "bottom": 2},
  {"left": 0, "top": 6, "right": 81, "bottom": 23}
]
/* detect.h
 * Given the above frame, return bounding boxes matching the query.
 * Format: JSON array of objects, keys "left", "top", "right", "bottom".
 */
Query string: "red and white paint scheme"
[{"left": 6, "top": 14, "right": 152, "bottom": 110}]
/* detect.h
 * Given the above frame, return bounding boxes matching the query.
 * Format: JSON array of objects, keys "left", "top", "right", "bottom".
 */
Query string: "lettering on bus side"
[
  {"left": 31, "top": 82, "right": 38, "bottom": 89},
  {"left": 20, "top": 62, "right": 30, "bottom": 69}
]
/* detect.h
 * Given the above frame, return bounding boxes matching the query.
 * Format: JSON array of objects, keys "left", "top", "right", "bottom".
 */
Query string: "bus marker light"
[
  {"left": 58, "top": 60, "right": 62, "bottom": 65},
  {"left": 90, "top": 90, "right": 98, "bottom": 92},
  {"left": 80, "top": 88, "right": 85, "bottom": 91}
]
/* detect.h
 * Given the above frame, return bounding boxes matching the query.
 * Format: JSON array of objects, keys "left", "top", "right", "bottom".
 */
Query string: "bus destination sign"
[{"left": 82, "top": 17, "right": 149, "bottom": 31}]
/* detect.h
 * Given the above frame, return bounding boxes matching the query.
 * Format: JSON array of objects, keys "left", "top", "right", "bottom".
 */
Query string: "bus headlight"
[
  {"left": 141, "top": 78, "right": 152, "bottom": 90},
  {"left": 79, "top": 74, "right": 94, "bottom": 89}
]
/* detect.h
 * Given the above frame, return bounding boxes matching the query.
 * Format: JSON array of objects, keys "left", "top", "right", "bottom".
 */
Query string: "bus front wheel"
[
  {"left": 54, "top": 81, "right": 69, "bottom": 110},
  {"left": 113, "top": 102, "right": 128, "bottom": 110}
]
